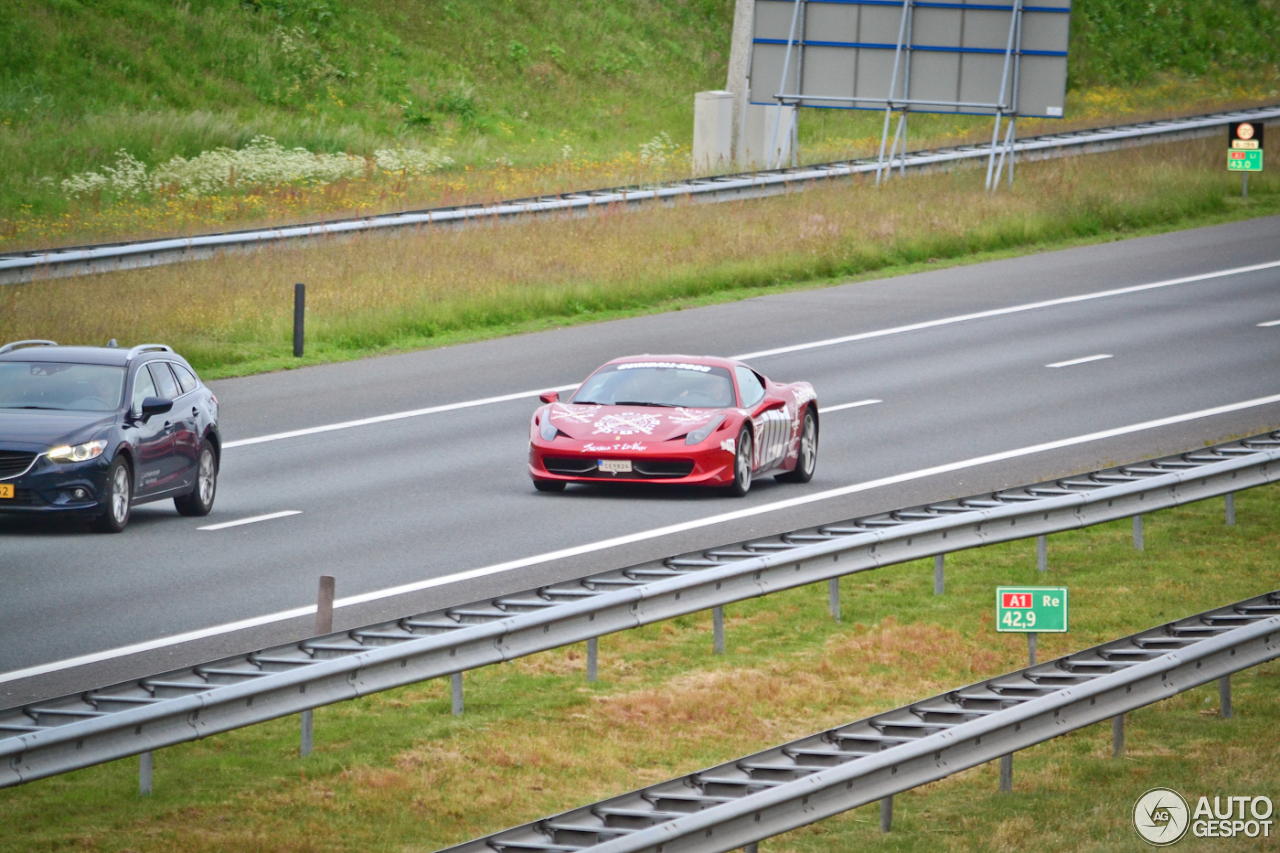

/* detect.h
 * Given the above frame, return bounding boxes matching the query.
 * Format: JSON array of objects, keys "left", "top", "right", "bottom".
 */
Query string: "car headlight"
[
  {"left": 685, "top": 415, "right": 727, "bottom": 445},
  {"left": 539, "top": 412, "right": 559, "bottom": 442},
  {"left": 47, "top": 440, "right": 108, "bottom": 463}
]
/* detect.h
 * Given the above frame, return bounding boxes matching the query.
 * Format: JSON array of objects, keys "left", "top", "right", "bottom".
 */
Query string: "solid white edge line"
[
  {"left": 1046, "top": 354, "right": 1114, "bottom": 369},
  {"left": 819, "top": 399, "right": 883, "bottom": 413},
  {"left": 732, "top": 259, "right": 1280, "bottom": 361},
  {"left": 220, "top": 259, "right": 1280, "bottom": 451},
  {"left": 1258, "top": 319, "right": 1280, "bottom": 327},
  {"left": 7, "top": 390, "right": 1280, "bottom": 685},
  {"left": 198, "top": 510, "right": 303, "bottom": 531}
]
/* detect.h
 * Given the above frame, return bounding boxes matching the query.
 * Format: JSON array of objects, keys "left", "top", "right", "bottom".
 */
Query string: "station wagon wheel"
[
  {"left": 726, "top": 426, "right": 753, "bottom": 497},
  {"left": 90, "top": 456, "right": 132, "bottom": 533},
  {"left": 175, "top": 440, "right": 218, "bottom": 516}
]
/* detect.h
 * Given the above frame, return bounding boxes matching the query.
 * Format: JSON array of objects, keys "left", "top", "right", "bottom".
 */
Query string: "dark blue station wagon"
[{"left": 0, "top": 340, "right": 221, "bottom": 532}]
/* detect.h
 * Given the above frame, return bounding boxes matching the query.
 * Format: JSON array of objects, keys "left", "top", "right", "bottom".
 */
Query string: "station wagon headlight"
[
  {"left": 47, "top": 440, "right": 107, "bottom": 463},
  {"left": 539, "top": 412, "right": 559, "bottom": 441},
  {"left": 685, "top": 415, "right": 726, "bottom": 445}
]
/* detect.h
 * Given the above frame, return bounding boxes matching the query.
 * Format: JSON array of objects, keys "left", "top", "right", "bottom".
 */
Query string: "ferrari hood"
[{"left": 544, "top": 403, "right": 734, "bottom": 444}]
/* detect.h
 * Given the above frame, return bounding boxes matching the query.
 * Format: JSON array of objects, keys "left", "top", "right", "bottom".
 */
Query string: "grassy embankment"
[
  {"left": 2, "top": 0, "right": 1279, "bottom": 247},
  {"left": 2, "top": 131, "right": 1278, "bottom": 379},
  {"left": 1, "top": 478, "right": 1278, "bottom": 852}
]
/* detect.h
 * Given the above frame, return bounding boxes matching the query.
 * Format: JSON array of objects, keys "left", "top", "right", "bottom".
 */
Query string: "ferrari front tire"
[
  {"left": 777, "top": 408, "right": 817, "bottom": 483},
  {"left": 533, "top": 478, "right": 566, "bottom": 493},
  {"left": 726, "top": 426, "right": 753, "bottom": 497}
]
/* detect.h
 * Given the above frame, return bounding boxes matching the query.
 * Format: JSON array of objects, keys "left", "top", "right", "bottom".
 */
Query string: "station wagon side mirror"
[
  {"left": 139, "top": 397, "right": 173, "bottom": 422},
  {"left": 539, "top": 391, "right": 560, "bottom": 404}
]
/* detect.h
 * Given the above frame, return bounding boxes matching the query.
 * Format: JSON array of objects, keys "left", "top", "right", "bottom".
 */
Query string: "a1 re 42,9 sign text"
[{"left": 996, "top": 587, "right": 1068, "bottom": 633}]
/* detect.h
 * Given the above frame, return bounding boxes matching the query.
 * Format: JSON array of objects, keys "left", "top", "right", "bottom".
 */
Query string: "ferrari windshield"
[
  {"left": 0, "top": 362, "right": 126, "bottom": 412},
  {"left": 573, "top": 362, "right": 736, "bottom": 408}
]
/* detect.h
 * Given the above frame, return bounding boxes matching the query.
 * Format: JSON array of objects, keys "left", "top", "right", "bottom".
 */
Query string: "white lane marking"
[
  {"left": 1258, "top": 319, "right": 1280, "bottom": 327},
  {"left": 198, "top": 510, "right": 302, "bottom": 531},
  {"left": 1046, "top": 354, "right": 1113, "bottom": 369},
  {"left": 733, "top": 259, "right": 1280, "bottom": 361},
  {"left": 820, "top": 399, "right": 882, "bottom": 413},
  {"left": 8, "top": 390, "right": 1280, "bottom": 685},
  {"left": 223, "top": 388, "right": 577, "bottom": 449},
  {"left": 221, "top": 259, "right": 1280, "bottom": 450}
]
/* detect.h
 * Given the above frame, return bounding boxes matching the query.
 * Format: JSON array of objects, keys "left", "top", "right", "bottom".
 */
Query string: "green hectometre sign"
[
  {"left": 1228, "top": 121, "right": 1264, "bottom": 172},
  {"left": 996, "top": 587, "right": 1068, "bottom": 633}
]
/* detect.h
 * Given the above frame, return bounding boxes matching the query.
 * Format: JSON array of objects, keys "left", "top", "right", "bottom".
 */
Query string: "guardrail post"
[
  {"left": 1027, "top": 632, "right": 1037, "bottom": 667},
  {"left": 829, "top": 578, "right": 841, "bottom": 622},
  {"left": 744, "top": 844, "right": 758, "bottom": 853},
  {"left": 713, "top": 606, "right": 726, "bottom": 654},
  {"left": 587, "top": 638, "right": 598, "bottom": 683},
  {"left": 293, "top": 283, "right": 306, "bottom": 357},
  {"left": 452, "top": 672, "right": 464, "bottom": 715},
  {"left": 999, "top": 754, "right": 1013, "bottom": 792},
  {"left": 1133, "top": 515, "right": 1143, "bottom": 550},
  {"left": 139, "top": 751, "right": 153, "bottom": 796},
  {"left": 934, "top": 554, "right": 945, "bottom": 595},
  {"left": 1037, "top": 535, "right": 1047, "bottom": 572},
  {"left": 301, "top": 575, "right": 335, "bottom": 757},
  {"left": 1219, "top": 675, "right": 1232, "bottom": 718},
  {"left": 1226, "top": 493, "right": 1235, "bottom": 526},
  {"left": 880, "top": 794, "right": 893, "bottom": 832},
  {"left": 1112, "top": 714, "right": 1125, "bottom": 757}
]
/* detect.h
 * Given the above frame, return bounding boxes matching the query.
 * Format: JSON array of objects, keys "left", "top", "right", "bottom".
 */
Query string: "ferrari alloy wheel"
[
  {"left": 727, "top": 427, "right": 753, "bottom": 497},
  {"left": 91, "top": 456, "right": 132, "bottom": 533},
  {"left": 176, "top": 441, "right": 218, "bottom": 516},
  {"left": 533, "top": 478, "right": 567, "bottom": 493},
  {"left": 777, "top": 409, "right": 817, "bottom": 483}
]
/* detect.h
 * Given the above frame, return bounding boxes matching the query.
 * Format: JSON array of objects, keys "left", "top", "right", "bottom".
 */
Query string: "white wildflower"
[{"left": 638, "top": 132, "right": 675, "bottom": 168}]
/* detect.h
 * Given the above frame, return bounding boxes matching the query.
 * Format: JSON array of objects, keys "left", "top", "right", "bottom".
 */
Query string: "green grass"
[
  {"left": 2, "top": 0, "right": 1279, "bottom": 227},
  {"left": 1, "top": 479, "right": 1278, "bottom": 852}
]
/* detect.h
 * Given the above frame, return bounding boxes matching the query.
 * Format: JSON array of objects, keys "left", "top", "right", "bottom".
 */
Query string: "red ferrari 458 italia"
[{"left": 529, "top": 355, "right": 818, "bottom": 496}]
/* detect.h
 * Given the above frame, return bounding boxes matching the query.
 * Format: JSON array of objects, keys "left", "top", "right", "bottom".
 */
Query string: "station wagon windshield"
[
  {"left": 573, "top": 363, "right": 736, "bottom": 408},
  {"left": 0, "top": 363, "right": 126, "bottom": 413}
]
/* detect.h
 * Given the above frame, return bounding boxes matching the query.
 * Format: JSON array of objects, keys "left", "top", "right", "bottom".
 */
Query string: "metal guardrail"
[
  {"left": 441, "top": 591, "right": 1280, "bottom": 853},
  {"left": 2, "top": 104, "right": 1277, "bottom": 284},
  {"left": 2, "top": 430, "right": 1278, "bottom": 787}
]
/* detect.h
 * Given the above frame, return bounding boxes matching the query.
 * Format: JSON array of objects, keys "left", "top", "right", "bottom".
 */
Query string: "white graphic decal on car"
[
  {"left": 549, "top": 403, "right": 601, "bottom": 424},
  {"left": 720, "top": 438, "right": 736, "bottom": 454},
  {"left": 592, "top": 412, "right": 662, "bottom": 435},
  {"left": 581, "top": 442, "right": 648, "bottom": 453},
  {"left": 669, "top": 407, "right": 716, "bottom": 426}
]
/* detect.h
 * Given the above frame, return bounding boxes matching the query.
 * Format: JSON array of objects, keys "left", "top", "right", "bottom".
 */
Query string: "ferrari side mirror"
[
  {"left": 752, "top": 397, "right": 786, "bottom": 417},
  {"left": 539, "top": 391, "right": 560, "bottom": 404}
]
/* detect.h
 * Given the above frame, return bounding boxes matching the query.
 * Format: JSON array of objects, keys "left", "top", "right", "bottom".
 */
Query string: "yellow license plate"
[{"left": 0, "top": 484, "right": 13, "bottom": 499}]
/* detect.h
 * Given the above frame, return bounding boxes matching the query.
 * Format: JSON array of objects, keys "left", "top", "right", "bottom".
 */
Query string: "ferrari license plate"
[
  {"left": 0, "top": 484, "right": 13, "bottom": 499},
  {"left": 598, "top": 459, "right": 633, "bottom": 474}
]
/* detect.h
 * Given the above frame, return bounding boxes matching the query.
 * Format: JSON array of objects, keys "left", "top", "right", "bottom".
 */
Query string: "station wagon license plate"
[
  {"left": 598, "top": 459, "right": 632, "bottom": 474},
  {"left": 0, "top": 484, "right": 12, "bottom": 499}
]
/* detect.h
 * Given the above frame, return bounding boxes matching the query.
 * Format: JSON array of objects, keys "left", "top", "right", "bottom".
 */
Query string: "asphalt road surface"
[{"left": 3, "top": 215, "right": 1280, "bottom": 708}]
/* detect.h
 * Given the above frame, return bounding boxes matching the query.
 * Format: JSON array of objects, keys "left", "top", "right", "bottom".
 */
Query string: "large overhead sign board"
[{"left": 749, "top": 0, "right": 1070, "bottom": 119}]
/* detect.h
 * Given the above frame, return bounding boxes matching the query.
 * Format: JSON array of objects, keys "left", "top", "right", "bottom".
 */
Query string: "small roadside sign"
[
  {"left": 996, "top": 586, "right": 1068, "bottom": 633},
  {"left": 1228, "top": 122, "right": 1264, "bottom": 172}
]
